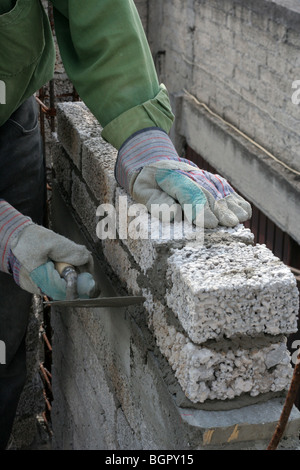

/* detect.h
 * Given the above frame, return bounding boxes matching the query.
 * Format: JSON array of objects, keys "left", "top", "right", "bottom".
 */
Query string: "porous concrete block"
[
  {"left": 51, "top": 141, "right": 72, "bottom": 195},
  {"left": 50, "top": 173, "right": 300, "bottom": 448},
  {"left": 102, "top": 239, "right": 141, "bottom": 295},
  {"left": 166, "top": 243, "right": 299, "bottom": 344},
  {"left": 52, "top": 100, "right": 300, "bottom": 447},
  {"left": 145, "top": 294, "right": 294, "bottom": 404},
  {"left": 56, "top": 102, "right": 102, "bottom": 169},
  {"left": 71, "top": 171, "right": 99, "bottom": 242},
  {"left": 114, "top": 187, "right": 254, "bottom": 273},
  {"left": 100, "top": 190, "right": 297, "bottom": 404},
  {"left": 81, "top": 137, "right": 117, "bottom": 204},
  {"left": 101, "top": 190, "right": 298, "bottom": 404}
]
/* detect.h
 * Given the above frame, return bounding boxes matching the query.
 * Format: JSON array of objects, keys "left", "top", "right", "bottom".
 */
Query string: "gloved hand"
[
  {"left": 115, "top": 128, "right": 252, "bottom": 228},
  {"left": 0, "top": 200, "right": 96, "bottom": 300}
]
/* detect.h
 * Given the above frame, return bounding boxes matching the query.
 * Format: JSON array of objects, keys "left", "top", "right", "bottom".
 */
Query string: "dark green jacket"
[{"left": 0, "top": 0, "right": 174, "bottom": 149}]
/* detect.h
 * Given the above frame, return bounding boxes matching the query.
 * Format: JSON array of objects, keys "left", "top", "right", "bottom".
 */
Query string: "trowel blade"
[{"left": 44, "top": 296, "right": 145, "bottom": 308}]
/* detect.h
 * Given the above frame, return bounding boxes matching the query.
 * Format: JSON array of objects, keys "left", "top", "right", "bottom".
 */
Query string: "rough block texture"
[
  {"left": 136, "top": 0, "right": 300, "bottom": 246},
  {"left": 167, "top": 243, "right": 298, "bottom": 343},
  {"left": 49, "top": 102, "right": 300, "bottom": 450},
  {"left": 144, "top": 0, "right": 300, "bottom": 174}
]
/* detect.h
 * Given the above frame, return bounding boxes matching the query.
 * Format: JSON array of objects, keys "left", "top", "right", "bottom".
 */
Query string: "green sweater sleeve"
[{"left": 51, "top": 0, "right": 174, "bottom": 149}]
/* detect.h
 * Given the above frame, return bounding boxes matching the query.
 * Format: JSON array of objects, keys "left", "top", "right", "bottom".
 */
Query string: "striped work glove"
[
  {"left": 0, "top": 200, "right": 96, "bottom": 300},
  {"left": 115, "top": 128, "right": 251, "bottom": 228}
]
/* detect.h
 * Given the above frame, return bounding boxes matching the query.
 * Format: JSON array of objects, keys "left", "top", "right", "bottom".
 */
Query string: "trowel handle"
[
  {"left": 55, "top": 262, "right": 100, "bottom": 299},
  {"left": 55, "top": 262, "right": 76, "bottom": 277},
  {"left": 55, "top": 262, "right": 78, "bottom": 300}
]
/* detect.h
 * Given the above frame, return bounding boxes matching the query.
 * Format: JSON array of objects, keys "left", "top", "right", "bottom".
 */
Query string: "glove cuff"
[
  {"left": 0, "top": 200, "right": 32, "bottom": 275},
  {"left": 115, "top": 127, "right": 182, "bottom": 194}
]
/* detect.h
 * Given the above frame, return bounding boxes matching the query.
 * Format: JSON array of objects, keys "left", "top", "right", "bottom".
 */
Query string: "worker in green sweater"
[{"left": 0, "top": 0, "right": 251, "bottom": 449}]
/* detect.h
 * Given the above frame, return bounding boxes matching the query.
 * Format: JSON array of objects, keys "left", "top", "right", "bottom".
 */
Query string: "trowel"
[{"left": 44, "top": 262, "right": 145, "bottom": 308}]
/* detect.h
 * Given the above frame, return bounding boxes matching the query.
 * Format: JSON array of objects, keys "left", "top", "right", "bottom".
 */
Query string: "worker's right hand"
[
  {"left": 115, "top": 128, "right": 252, "bottom": 228},
  {"left": 0, "top": 200, "right": 96, "bottom": 300}
]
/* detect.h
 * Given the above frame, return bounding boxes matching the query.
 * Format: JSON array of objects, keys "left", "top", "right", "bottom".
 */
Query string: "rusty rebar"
[
  {"left": 42, "top": 411, "right": 53, "bottom": 437},
  {"left": 40, "top": 363, "right": 52, "bottom": 393},
  {"left": 40, "top": 325, "right": 52, "bottom": 352},
  {"left": 35, "top": 96, "right": 56, "bottom": 117},
  {"left": 267, "top": 350, "right": 300, "bottom": 450},
  {"left": 43, "top": 389, "right": 52, "bottom": 412}
]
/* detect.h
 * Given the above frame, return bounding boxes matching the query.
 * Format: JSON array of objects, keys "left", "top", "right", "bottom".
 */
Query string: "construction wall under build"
[{"left": 48, "top": 101, "right": 299, "bottom": 450}]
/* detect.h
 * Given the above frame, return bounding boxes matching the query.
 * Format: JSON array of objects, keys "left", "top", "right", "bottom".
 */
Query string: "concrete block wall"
[
  {"left": 135, "top": 0, "right": 300, "bottom": 248},
  {"left": 49, "top": 102, "right": 300, "bottom": 450},
  {"left": 142, "top": 0, "right": 300, "bottom": 174}
]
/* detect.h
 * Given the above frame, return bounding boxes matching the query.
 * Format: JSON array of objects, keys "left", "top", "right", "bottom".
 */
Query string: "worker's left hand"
[
  {"left": 115, "top": 128, "right": 252, "bottom": 228},
  {"left": 8, "top": 223, "right": 96, "bottom": 301}
]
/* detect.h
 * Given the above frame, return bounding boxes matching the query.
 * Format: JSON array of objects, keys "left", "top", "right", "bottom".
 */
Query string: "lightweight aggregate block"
[
  {"left": 114, "top": 187, "right": 254, "bottom": 273},
  {"left": 81, "top": 137, "right": 117, "bottom": 204},
  {"left": 166, "top": 243, "right": 299, "bottom": 344},
  {"left": 56, "top": 102, "right": 102, "bottom": 169},
  {"left": 51, "top": 98, "right": 300, "bottom": 448},
  {"left": 145, "top": 295, "right": 294, "bottom": 404}
]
